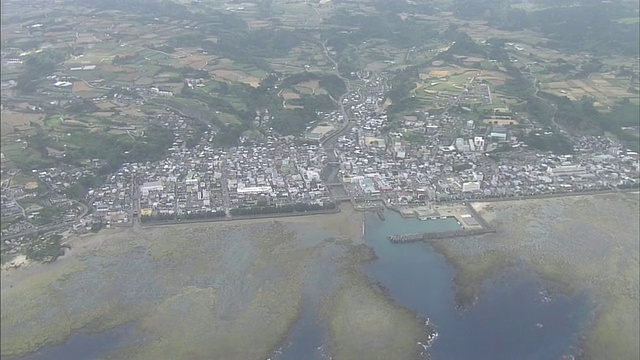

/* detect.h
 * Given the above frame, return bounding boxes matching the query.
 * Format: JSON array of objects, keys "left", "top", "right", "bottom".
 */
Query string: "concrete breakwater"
[{"left": 389, "top": 228, "right": 496, "bottom": 243}]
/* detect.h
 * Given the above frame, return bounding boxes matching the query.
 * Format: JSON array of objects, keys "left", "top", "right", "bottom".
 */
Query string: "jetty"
[{"left": 389, "top": 228, "right": 496, "bottom": 243}]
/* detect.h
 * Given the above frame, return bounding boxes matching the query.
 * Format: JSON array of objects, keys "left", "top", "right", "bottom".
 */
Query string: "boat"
[
  {"left": 418, "top": 217, "right": 429, "bottom": 221},
  {"left": 429, "top": 217, "right": 438, "bottom": 220},
  {"left": 440, "top": 216, "right": 447, "bottom": 219}
]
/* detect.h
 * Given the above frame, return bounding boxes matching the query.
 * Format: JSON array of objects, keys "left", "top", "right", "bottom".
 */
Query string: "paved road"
[
  {"left": 1, "top": 220, "right": 77, "bottom": 241},
  {"left": 220, "top": 156, "right": 231, "bottom": 217},
  {"left": 318, "top": 41, "right": 358, "bottom": 185}
]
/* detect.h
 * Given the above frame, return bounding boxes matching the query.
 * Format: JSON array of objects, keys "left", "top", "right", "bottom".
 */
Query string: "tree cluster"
[{"left": 230, "top": 202, "right": 335, "bottom": 216}]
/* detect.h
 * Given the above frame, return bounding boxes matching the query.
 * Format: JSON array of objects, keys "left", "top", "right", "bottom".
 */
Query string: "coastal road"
[
  {"left": 131, "top": 176, "right": 141, "bottom": 227},
  {"left": 220, "top": 156, "right": 231, "bottom": 217},
  {"left": 463, "top": 188, "right": 639, "bottom": 205},
  {"left": 1, "top": 220, "right": 77, "bottom": 242}
]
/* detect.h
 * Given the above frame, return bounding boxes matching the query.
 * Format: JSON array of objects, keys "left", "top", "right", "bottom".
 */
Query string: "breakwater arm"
[{"left": 389, "top": 228, "right": 496, "bottom": 243}]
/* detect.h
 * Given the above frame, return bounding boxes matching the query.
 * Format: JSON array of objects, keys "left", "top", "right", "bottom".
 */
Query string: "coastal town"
[
  {"left": 2, "top": 70, "right": 639, "bottom": 263},
  {"left": 1, "top": 1, "right": 640, "bottom": 359}
]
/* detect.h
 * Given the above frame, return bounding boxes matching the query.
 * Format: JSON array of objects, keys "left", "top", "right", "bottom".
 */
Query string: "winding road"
[{"left": 531, "top": 77, "right": 562, "bottom": 133}]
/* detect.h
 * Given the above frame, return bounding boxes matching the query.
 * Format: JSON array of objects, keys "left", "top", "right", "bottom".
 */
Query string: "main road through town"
[{"left": 318, "top": 41, "right": 358, "bottom": 186}]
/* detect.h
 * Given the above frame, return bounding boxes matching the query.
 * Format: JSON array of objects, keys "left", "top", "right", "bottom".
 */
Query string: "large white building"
[
  {"left": 236, "top": 186, "right": 272, "bottom": 194},
  {"left": 462, "top": 181, "right": 481, "bottom": 192},
  {"left": 140, "top": 181, "right": 163, "bottom": 195},
  {"left": 547, "top": 165, "right": 587, "bottom": 177}
]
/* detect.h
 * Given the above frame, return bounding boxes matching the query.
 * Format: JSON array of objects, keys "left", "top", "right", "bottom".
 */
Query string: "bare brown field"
[
  {"left": 310, "top": 124, "right": 334, "bottom": 136},
  {"left": 121, "top": 108, "right": 145, "bottom": 117},
  {"left": 428, "top": 68, "right": 459, "bottom": 77},
  {"left": 479, "top": 76, "right": 505, "bottom": 86},
  {"left": 95, "top": 102, "right": 116, "bottom": 110},
  {"left": 249, "top": 20, "right": 272, "bottom": 29},
  {"left": 214, "top": 57, "right": 235, "bottom": 65},
  {"left": 211, "top": 69, "right": 261, "bottom": 87},
  {"left": 498, "top": 96, "right": 523, "bottom": 105},
  {"left": 72, "top": 81, "right": 93, "bottom": 93},
  {"left": 480, "top": 70, "right": 507, "bottom": 78},
  {"left": 121, "top": 73, "right": 140, "bottom": 82},
  {"left": 364, "top": 62, "right": 388, "bottom": 72},
  {"left": 178, "top": 55, "right": 213, "bottom": 70},
  {"left": 462, "top": 69, "right": 481, "bottom": 76},
  {"left": 0, "top": 111, "right": 45, "bottom": 136},
  {"left": 483, "top": 119, "right": 520, "bottom": 126},
  {"left": 281, "top": 91, "right": 301, "bottom": 100},
  {"left": 91, "top": 112, "right": 115, "bottom": 118},
  {"left": 546, "top": 81, "right": 567, "bottom": 89},
  {"left": 107, "top": 129, "right": 127, "bottom": 135},
  {"left": 63, "top": 119, "right": 91, "bottom": 127},
  {"left": 99, "top": 64, "right": 120, "bottom": 72}
]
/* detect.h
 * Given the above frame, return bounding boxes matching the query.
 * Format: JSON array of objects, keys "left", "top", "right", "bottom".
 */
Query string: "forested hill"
[{"left": 451, "top": 0, "right": 639, "bottom": 56}]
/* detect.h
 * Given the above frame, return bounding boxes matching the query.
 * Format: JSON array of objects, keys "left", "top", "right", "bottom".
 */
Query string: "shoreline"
[
  {"left": 5, "top": 191, "right": 635, "bottom": 271},
  {"left": 1, "top": 192, "right": 636, "bottom": 359},
  {"left": 425, "top": 192, "right": 639, "bottom": 360},
  {"left": 137, "top": 207, "right": 341, "bottom": 228},
  {"left": 106, "top": 188, "right": 640, "bottom": 230}
]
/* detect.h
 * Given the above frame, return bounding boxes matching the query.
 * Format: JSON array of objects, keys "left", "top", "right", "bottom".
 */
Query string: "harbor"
[
  {"left": 387, "top": 201, "right": 496, "bottom": 243},
  {"left": 352, "top": 199, "right": 496, "bottom": 243}
]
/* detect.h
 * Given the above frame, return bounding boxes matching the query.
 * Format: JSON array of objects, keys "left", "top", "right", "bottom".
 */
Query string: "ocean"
[
  {"left": 276, "top": 209, "right": 593, "bottom": 360},
  {"left": 365, "top": 209, "right": 592, "bottom": 360},
  {"left": 18, "top": 209, "right": 594, "bottom": 360}
]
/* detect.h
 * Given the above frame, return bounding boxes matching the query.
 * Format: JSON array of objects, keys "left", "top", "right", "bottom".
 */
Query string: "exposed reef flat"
[
  {"left": 0, "top": 206, "right": 426, "bottom": 360},
  {"left": 430, "top": 193, "right": 639, "bottom": 360},
  {"left": 324, "top": 268, "right": 428, "bottom": 360}
]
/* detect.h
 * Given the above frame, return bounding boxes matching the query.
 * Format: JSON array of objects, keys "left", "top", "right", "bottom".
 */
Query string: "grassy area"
[
  {"left": 215, "top": 112, "right": 242, "bottom": 125},
  {"left": 30, "top": 206, "right": 65, "bottom": 226},
  {"left": 159, "top": 97, "right": 209, "bottom": 112},
  {"left": 614, "top": 17, "right": 640, "bottom": 24}
]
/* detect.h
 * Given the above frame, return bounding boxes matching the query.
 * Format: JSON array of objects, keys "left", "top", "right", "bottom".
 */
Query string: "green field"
[
  {"left": 614, "top": 17, "right": 640, "bottom": 24},
  {"left": 215, "top": 112, "right": 242, "bottom": 125}
]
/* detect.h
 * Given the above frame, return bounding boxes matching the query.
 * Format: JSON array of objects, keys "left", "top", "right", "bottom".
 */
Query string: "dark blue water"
[
  {"left": 273, "top": 298, "right": 328, "bottom": 360},
  {"left": 273, "top": 234, "right": 342, "bottom": 360},
  {"left": 14, "top": 322, "right": 139, "bottom": 360},
  {"left": 364, "top": 209, "right": 593, "bottom": 360}
]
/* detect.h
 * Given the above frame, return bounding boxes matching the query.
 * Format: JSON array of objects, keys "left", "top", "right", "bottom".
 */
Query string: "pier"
[
  {"left": 388, "top": 202, "right": 496, "bottom": 243},
  {"left": 389, "top": 228, "right": 496, "bottom": 243}
]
